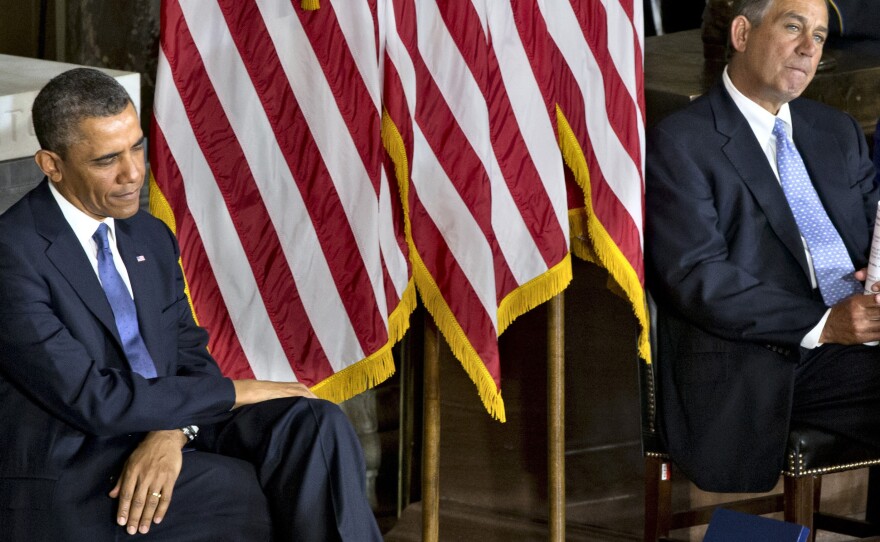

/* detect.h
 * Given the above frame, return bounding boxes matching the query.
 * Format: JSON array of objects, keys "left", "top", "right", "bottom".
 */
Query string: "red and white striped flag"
[
  {"left": 150, "top": 0, "right": 414, "bottom": 402},
  {"left": 151, "top": 0, "right": 644, "bottom": 416},
  {"left": 382, "top": 0, "right": 572, "bottom": 421},
  {"left": 541, "top": 0, "right": 649, "bottom": 361}
]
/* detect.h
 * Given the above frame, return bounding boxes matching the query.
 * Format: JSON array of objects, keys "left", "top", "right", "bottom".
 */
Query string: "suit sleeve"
[
  {"left": 646, "top": 122, "right": 857, "bottom": 348},
  {"left": 0, "top": 234, "right": 235, "bottom": 438},
  {"left": 159, "top": 222, "right": 228, "bottom": 382}
]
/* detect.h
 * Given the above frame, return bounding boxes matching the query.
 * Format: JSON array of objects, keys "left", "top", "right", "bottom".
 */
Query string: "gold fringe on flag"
[
  {"left": 381, "top": 109, "right": 571, "bottom": 421},
  {"left": 556, "top": 106, "right": 651, "bottom": 363},
  {"left": 389, "top": 278, "right": 418, "bottom": 345},
  {"left": 311, "top": 342, "right": 396, "bottom": 403},
  {"left": 497, "top": 254, "right": 572, "bottom": 336},
  {"left": 312, "top": 278, "right": 416, "bottom": 403},
  {"left": 149, "top": 174, "right": 201, "bottom": 327},
  {"left": 301, "top": 0, "right": 320, "bottom": 11},
  {"left": 149, "top": 173, "right": 412, "bottom": 402},
  {"left": 382, "top": 110, "right": 508, "bottom": 421}
]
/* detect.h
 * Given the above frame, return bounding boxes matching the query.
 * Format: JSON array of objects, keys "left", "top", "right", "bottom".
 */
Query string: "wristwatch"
[{"left": 180, "top": 425, "right": 199, "bottom": 442}]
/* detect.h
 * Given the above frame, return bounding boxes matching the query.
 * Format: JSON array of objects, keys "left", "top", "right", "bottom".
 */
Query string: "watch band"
[{"left": 180, "top": 425, "right": 199, "bottom": 442}]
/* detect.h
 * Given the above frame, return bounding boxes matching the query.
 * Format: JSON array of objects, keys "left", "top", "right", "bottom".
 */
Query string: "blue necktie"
[
  {"left": 773, "top": 118, "right": 861, "bottom": 306},
  {"left": 93, "top": 223, "right": 158, "bottom": 378}
]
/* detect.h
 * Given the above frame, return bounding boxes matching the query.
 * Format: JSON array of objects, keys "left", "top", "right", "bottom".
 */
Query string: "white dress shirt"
[
  {"left": 49, "top": 181, "right": 135, "bottom": 299},
  {"left": 722, "top": 68, "right": 831, "bottom": 348}
]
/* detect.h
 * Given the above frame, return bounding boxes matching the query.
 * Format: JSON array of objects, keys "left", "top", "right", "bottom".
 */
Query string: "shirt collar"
[
  {"left": 722, "top": 66, "right": 793, "bottom": 145},
  {"left": 48, "top": 181, "right": 117, "bottom": 248}
]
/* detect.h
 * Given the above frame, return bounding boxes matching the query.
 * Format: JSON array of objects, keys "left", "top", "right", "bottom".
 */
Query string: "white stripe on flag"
[
  {"left": 378, "top": 168, "right": 410, "bottom": 298},
  {"left": 255, "top": 0, "right": 391, "bottom": 334},
  {"left": 488, "top": 1, "right": 569, "bottom": 244},
  {"left": 179, "top": 0, "right": 367, "bottom": 364},
  {"left": 541, "top": 0, "right": 644, "bottom": 238},
  {"left": 333, "top": 0, "right": 383, "bottom": 111},
  {"left": 411, "top": 124, "right": 499, "bottom": 330},
  {"left": 416, "top": 0, "right": 549, "bottom": 284},
  {"left": 155, "top": 50, "right": 296, "bottom": 381},
  {"left": 598, "top": 0, "right": 647, "bottom": 171}
]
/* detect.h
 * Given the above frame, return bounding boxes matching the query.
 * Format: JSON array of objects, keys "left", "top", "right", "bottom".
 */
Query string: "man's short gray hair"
[
  {"left": 31, "top": 67, "right": 132, "bottom": 157},
  {"left": 732, "top": 0, "right": 776, "bottom": 26}
]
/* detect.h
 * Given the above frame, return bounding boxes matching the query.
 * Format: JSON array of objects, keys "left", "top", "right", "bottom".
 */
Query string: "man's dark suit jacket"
[
  {"left": 646, "top": 82, "right": 879, "bottom": 492},
  {"left": 0, "top": 180, "right": 237, "bottom": 533}
]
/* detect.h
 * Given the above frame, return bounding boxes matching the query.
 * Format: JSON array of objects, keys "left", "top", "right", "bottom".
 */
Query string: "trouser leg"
[
  {"left": 50, "top": 450, "right": 272, "bottom": 542},
  {"left": 791, "top": 344, "right": 880, "bottom": 451},
  {"left": 208, "top": 397, "right": 382, "bottom": 542}
]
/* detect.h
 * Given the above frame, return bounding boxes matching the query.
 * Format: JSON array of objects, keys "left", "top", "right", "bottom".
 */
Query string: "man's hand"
[
  {"left": 232, "top": 379, "right": 317, "bottom": 409},
  {"left": 109, "top": 430, "right": 187, "bottom": 535},
  {"left": 820, "top": 269, "right": 880, "bottom": 344}
]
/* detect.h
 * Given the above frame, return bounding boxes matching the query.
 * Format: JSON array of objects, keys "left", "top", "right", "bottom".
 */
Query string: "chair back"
[{"left": 639, "top": 292, "right": 664, "bottom": 456}]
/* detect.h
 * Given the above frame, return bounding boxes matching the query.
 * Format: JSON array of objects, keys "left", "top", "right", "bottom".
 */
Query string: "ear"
[
  {"left": 34, "top": 149, "right": 63, "bottom": 183},
  {"left": 730, "top": 15, "right": 751, "bottom": 53}
]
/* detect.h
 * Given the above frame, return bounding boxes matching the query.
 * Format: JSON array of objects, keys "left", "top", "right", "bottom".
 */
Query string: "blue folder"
[{"left": 703, "top": 508, "right": 809, "bottom": 542}]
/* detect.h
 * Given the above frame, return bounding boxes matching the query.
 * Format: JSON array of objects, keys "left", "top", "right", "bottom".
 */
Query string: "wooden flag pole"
[
  {"left": 422, "top": 318, "right": 441, "bottom": 542},
  {"left": 548, "top": 292, "right": 566, "bottom": 541}
]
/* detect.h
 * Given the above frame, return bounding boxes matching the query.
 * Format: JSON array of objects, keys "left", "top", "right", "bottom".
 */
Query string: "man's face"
[
  {"left": 730, "top": 0, "right": 828, "bottom": 113},
  {"left": 49, "top": 103, "right": 145, "bottom": 221}
]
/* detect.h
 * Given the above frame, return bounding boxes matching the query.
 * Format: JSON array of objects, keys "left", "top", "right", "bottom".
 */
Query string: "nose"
[
  {"left": 119, "top": 151, "right": 143, "bottom": 184},
  {"left": 797, "top": 34, "right": 819, "bottom": 56}
]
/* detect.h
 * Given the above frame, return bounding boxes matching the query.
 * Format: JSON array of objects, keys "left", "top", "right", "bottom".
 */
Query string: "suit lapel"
[
  {"left": 791, "top": 105, "right": 862, "bottom": 259},
  {"left": 710, "top": 85, "right": 813, "bottom": 280},
  {"left": 31, "top": 182, "right": 123, "bottom": 346},
  {"left": 115, "top": 219, "right": 166, "bottom": 375}
]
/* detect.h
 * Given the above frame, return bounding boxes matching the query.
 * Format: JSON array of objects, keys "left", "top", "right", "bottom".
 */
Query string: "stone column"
[{"left": 64, "top": 0, "right": 160, "bottom": 133}]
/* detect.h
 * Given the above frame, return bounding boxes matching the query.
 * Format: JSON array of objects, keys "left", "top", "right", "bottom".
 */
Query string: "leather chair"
[{"left": 641, "top": 295, "right": 880, "bottom": 541}]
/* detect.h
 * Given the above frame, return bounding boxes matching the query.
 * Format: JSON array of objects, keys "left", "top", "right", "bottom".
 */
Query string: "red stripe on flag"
[
  {"left": 150, "top": 123, "right": 255, "bottom": 379},
  {"left": 510, "top": 1, "right": 557, "bottom": 131},
  {"left": 382, "top": 58, "right": 413, "bottom": 170},
  {"left": 290, "top": 1, "right": 382, "bottom": 195},
  {"left": 162, "top": 0, "right": 336, "bottom": 383},
  {"left": 570, "top": 0, "right": 643, "bottom": 173},
  {"left": 398, "top": 24, "right": 518, "bottom": 301},
  {"left": 408, "top": 195, "right": 501, "bottom": 385},
  {"left": 216, "top": 0, "right": 389, "bottom": 357},
  {"left": 435, "top": 1, "right": 568, "bottom": 271}
]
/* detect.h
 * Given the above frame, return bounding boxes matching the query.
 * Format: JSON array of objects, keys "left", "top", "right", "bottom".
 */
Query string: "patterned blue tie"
[
  {"left": 773, "top": 118, "right": 861, "bottom": 306},
  {"left": 93, "top": 223, "right": 158, "bottom": 378}
]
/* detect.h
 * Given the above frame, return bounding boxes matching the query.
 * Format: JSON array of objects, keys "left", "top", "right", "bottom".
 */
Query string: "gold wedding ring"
[{"left": 151, "top": 491, "right": 162, "bottom": 499}]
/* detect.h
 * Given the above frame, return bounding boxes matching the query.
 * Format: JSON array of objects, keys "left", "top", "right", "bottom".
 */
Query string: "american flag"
[
  {"left": 150, "top": 0, "right": 413, "bottom": 403},
  {"left": 150, "top": 0, "right": 645, "bottom": 412},
  {"left": 382, "top": 0, "right": 572, "bottom": 421},
  {"left": 544, "top": 0, "right": 649, "bottom": 362}
]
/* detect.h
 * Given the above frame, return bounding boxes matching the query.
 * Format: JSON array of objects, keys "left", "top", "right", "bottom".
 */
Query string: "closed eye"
[{"left": 92, "top": 154, "right": 118, "bottom": 166}]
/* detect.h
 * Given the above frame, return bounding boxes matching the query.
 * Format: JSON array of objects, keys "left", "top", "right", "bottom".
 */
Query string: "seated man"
[
  {"left": 646, "top": 0, "right": 880, "bottom": 492},
  {"left": 0, "top": 67, "right": 383, "bottom": 541}
]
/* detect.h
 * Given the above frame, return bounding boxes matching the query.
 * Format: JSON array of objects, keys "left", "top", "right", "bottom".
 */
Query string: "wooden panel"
[{"left": 386, "top": 258, "right": 644, "bottom": 540}]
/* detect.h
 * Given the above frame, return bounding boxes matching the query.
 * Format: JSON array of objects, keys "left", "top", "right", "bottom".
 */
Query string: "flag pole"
[
  {"left": 548, "top": 292, "right": 565, "bottom": 540},
  {"left": 422, "top": 317, "right": 441, "bottom": 542}
]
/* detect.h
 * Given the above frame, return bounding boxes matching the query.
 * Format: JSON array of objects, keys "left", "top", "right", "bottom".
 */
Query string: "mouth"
[{"left": 112, "top": 190, "right": 140, "bottom": 202}]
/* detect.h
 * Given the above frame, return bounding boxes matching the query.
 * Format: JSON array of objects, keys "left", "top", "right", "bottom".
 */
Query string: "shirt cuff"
[
  {"left": 802, "top": 308, "right": 879, "bottom": 348},
  {"left": 801, "top": 309, "right": 830, "bottom": 349}
]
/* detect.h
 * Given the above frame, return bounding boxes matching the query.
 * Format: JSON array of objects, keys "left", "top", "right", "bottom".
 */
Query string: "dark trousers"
[
  {"left": 41, "top": 397, "right": 381, "bottom": 541},
  {"left": 202, "top": 397, "right": 383, "bottom": 542},
  {"left": 792, "top": 343, "right": 880, "bottom": 452}
]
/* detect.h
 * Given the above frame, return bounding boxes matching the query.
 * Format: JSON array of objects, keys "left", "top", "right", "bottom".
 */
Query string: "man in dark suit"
[
  {"left": 646, "top": 0, "right": 880, "bottom": 492},
  {"left": 0, "top": 68, "right": 383, "bottom": 541}
]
